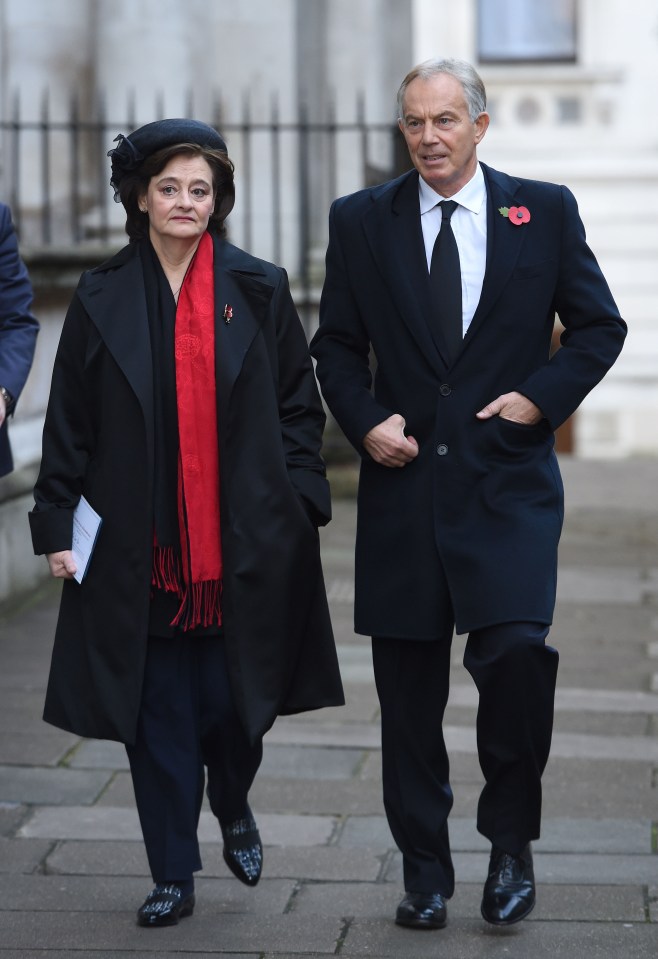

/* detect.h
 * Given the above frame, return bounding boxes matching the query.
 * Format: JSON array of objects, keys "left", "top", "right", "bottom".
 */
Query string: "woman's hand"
[{"left": 46, "top": 550, "right": 77, "bottom": 579}]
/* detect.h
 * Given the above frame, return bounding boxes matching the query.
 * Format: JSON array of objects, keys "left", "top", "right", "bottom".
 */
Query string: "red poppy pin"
[
  {"left": 499, "top": 205, "right": 531, "bottom": 226},
  {"left": 223, "top": 304, "right": 233, "bottom": 324}
]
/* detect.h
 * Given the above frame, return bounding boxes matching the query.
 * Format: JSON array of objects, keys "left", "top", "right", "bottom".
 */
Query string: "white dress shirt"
[{"left": 419, "top": 163, "right": 488, "bottom": 337}]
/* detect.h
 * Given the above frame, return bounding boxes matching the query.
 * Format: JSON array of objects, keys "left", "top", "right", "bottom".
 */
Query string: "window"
[{"left": 478, "top": 0, "right": 577, "bottom": 63}]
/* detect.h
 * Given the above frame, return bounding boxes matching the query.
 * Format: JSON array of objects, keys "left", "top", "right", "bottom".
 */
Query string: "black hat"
[{"left": 108, "top": 118, "right": 228, "bottom": 200}]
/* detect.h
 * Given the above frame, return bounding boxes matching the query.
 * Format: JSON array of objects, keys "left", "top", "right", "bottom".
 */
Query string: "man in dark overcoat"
[
  {"left": 310, "top": 58, "right": 626, "bottom": 930},
  {"left": 0, "top": 202, "right": 39, "bottom": 477}
]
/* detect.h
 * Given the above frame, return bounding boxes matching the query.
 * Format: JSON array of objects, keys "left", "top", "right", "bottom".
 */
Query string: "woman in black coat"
[{"left": 29, "top": 119, "right": 343, "bottom": 927}]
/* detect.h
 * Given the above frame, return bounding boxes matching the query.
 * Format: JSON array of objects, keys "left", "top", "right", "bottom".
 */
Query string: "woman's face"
[{"left": 140, "top": 153, "right": 216, "bottom": 245}]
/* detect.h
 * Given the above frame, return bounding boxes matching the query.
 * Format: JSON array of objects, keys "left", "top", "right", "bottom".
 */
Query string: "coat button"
[
  {"left": 439, "top": 384, "right": 451, "bottom": 396},
  {"left": 437, "top": 444, "right": 448, "bottom": 456}
]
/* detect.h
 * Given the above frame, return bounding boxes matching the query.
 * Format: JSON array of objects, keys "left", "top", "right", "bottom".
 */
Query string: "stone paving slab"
[
  {"left": 338, "top": 919, "right": 658, "bottom": 959},
  {"left": 44, "top": 838, "right": 151, "bottom": 876},
  {"left": 0, "top": 873, "right": 296, "bottom": 915},
  {"left": 541, "top": 758, "right": 658, "bottom": 818},
  {"left": 0, "top": 766, "right": 112, "bottom": 805},
  {"left": 95, "top": 768, "right": 388, "bottom": 817},
  {"left": 44, "top": 840, "right": 384, "bottom": 882},
  {"left": 68, "top": 739, "right": 371, "bottom": 782},
  {"left": 0, "top": 911, "right": 342, "bottom": 954},
  {"left": 444, "top": 683, "right": 658, "bottom": 715},
  {"left": 57, "top": 807, "right": 324, "bottom": 845},
  {"left": 337, "top": 816, "right": 654, "bottom": 855},
  {"left": 557, "top": 566, "right": 658, "bottom": 604},
  {"left": 0, "top": 836, "right": 53, "bottom": 874},
  {"left": 0, "top": 954, "right": 253, "bottom": 959},
  {"left": 19, "top": 807, "right": 338, "bottom": 846},
  {"left": 0, "top": 803, "right": 26, "bottom": 836},
  {"left": 250, "top": 777, "right": 387, "bottom": 817},
  {"left": 266, "top": 718, "right": 658, "bottom": 761},
  {"left": 291, "top": 880, "right": 648, "bottom": 923},
  {"left": 384, "top": 851, "right": 658, "bottom": 886},
  {"left": 550, "top": 712, "right": 650, "bottom": 736},
  {"left": 535, "top": 818, "right": 654, "bottom": 854},
  {"left": 93, "top": 771, "right": 137, "bottom": 807},
  {"left": 0, "top": 726, "right": 79, "bottom": 767},
  {"left": 68, "top": 739, "right": 127, "bottom": 770},
  {"left": 259, "top": 745, "right": 365, "bottom": 779}
]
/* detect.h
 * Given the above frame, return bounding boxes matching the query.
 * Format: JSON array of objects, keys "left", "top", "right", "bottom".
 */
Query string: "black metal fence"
[{"left": 0, "top": 95, "right": 405, "bottom": 301}]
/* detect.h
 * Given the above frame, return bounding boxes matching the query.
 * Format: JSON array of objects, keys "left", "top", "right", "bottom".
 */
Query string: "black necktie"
[{"left": 429, "top": 200, "right": 462, "bottom": 362}]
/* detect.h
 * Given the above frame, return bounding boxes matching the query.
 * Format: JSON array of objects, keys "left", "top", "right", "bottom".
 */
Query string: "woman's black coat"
[{"left": 30, "top": 236, "right": 344, "bottom": 746}]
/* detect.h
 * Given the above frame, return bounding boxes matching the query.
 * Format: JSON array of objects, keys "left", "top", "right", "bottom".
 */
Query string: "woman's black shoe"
[
  {"left": 221, "top": 810, "right": 263, "bottom": 886},
  {"left": 137, "top": 883, "right": 195, "bottom": 927}
]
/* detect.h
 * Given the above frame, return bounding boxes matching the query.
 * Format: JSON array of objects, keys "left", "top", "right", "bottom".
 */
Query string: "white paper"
[{"left": 71, "top": 495, "right": 103, "bottom": 584}]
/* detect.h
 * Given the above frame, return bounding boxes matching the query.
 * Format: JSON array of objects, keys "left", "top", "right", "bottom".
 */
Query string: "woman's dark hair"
[{"left": 118, "top": 143, "right": 235, "bottom": 242}]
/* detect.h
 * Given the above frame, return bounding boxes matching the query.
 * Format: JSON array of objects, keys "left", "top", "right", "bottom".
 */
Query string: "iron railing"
[{"left": 0, "top": 94, "right": 404, "bottom": 308}]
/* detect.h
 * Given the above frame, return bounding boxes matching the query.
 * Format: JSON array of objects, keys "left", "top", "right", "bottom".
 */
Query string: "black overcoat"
[
  {"left": 30, "top": 236, "right": 344, "bottom": 745},
  {"left": 311, "top": 164, "right": 627, "bottom": 639}
]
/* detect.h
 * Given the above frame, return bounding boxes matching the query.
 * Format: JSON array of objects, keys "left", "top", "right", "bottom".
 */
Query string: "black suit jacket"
[
  {"left": 0, "top": 204, "right": 39, "bottom": 476},
  {"left": 311, "top": 164, "right": 626, "bottom": 638}
]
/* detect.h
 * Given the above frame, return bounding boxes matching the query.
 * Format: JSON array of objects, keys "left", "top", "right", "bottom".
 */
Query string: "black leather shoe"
[
  {"left": 221, "top": 809, "right": 263, "bottom": 887},
  {"left": 481, "top": 843, "right": 535, "bottom": 926},
  {"left": 395, "top": 891, "right": 447, "bottom": 929},
  {"left": 137, "top": 883, "right": 195, "bottom": 927}
]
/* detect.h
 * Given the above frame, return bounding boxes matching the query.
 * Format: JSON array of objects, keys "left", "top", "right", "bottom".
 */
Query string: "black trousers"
[
  {"left": 126, "top": 634, "right": 263, "bottom": 884},
  {"left": 372, "top": 622, "right": 559, "bottom": 897}
]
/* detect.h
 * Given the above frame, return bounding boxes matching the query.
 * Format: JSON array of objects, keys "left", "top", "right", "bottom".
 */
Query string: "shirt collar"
[{"left": 418, "top": 162, "right": 486, "bottom": 216}]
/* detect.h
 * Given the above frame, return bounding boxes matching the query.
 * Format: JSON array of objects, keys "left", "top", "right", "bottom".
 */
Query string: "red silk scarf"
[{"left": 152, "top": 231, "right": 223, "bottom": 629}]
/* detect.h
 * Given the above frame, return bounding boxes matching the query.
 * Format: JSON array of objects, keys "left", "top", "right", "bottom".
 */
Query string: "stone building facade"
[{"left": 0, "top": 0, "right": 656, "bottom": 463}]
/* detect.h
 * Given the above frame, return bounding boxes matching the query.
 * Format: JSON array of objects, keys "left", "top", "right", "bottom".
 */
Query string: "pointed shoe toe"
[{"left": 221, "top": 812, "right": 263, "bottom": 887}]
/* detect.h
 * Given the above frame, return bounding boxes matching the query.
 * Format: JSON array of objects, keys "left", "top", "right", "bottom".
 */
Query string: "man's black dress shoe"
[
  {"left": 221, "top": 808, "right": 263, "bottom": 886},
  {"left": 395, "top": 891, "right": 447, "bottom": 929},
  {"left": 481, "top": 843, "right": 535, "bottom": 926},
  {"left": 137, "top": 883, "right": 195, "bottom": 927}
]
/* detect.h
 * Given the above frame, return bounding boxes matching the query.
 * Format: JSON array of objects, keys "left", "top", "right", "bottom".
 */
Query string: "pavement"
[{"left": 0, "top": 453, "right": 657, "bottom": 958}]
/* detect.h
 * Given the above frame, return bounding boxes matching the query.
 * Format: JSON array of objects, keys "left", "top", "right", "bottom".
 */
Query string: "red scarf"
[{"left": 152, "top": 231, "right": 223, "bottom": 629}]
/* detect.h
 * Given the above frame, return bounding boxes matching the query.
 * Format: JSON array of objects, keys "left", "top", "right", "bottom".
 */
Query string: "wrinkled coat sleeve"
[
  {"left": 0, "top": 204, "right": 39, "bottom": 405},
  {"left": 514, "top": 185, "right": 627, "bottom": 429},
  {"left": 29, "top": 289, "right": 94, "bottom": 554},
  {"left": 310, "top": 197, "right": 395, "bottom": 455},
  {"left": 0, "top": 203, "right": 39, "bottom": 476},
  {"left": 273, "top": 269, "right": 331, "bottom": 526}
]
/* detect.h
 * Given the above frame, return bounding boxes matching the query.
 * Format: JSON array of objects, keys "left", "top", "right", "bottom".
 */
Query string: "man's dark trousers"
[{"left": 372, "top": 621, "right": 558, "bottom": 896}]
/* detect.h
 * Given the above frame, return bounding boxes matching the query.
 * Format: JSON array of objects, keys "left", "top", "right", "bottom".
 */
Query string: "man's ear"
[{"left": 474, "top": 112, "right": 490, "bottom": 144}]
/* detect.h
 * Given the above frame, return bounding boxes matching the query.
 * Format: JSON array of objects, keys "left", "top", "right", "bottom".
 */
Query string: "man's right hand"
[{"left": 363, "top": 414, "right": 419, "bottom": 468}]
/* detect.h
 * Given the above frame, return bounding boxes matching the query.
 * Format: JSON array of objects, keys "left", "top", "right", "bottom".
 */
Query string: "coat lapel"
[
  {"left": 213, "top": 237, "right": 273, "bottom": 413},
  {"left": 78, "top": 247, "right": 154, "bottom": 431},
  {"left": 362, "top": 171, "right": 449, "bottom": 367},
  {"left": 461, "top": 163, "right": 527, "bottom": 354}
]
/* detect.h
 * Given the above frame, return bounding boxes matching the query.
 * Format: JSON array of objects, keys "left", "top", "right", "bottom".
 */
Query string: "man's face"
[{"left": 398, "top": 73, "right": 489, "bottom": 197}]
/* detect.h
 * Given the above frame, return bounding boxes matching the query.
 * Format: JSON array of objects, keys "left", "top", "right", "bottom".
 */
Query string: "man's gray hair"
[{"left": 397, "top": 58, "right": 487, "bottom": 122}]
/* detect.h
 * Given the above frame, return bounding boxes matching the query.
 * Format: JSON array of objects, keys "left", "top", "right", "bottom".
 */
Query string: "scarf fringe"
[
  {"left": 152, "top": 545, "right": 222, "bottom": 631},
  {"left": 152, "top": 545, "right": 181, "bottom": 593},
  {"left": 171, "top": 579, "right": 223, "bottom": 631}
]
